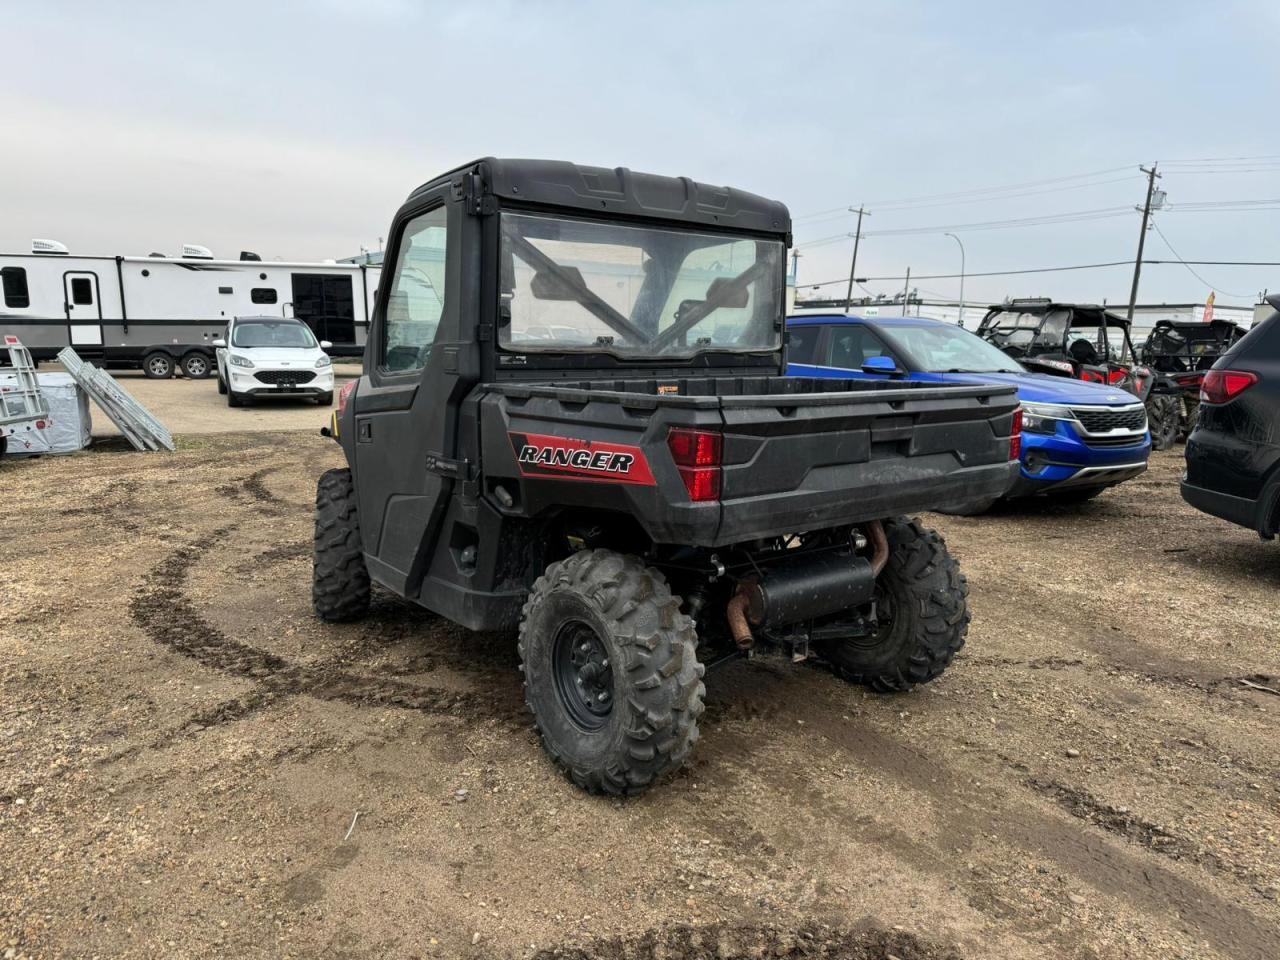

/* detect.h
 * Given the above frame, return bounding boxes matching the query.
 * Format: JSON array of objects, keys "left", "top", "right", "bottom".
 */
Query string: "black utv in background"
[
  {"left": 977, "top": 299, "right": 1151, "bottom": 398},
  {"left": 1182, "top": 295, "right": 1280, "bottom": 539},
  {"left": 1139, "top": 318, "right": 1249, "bottom": 449},
  {"left": 313, "top": 158, "right": 1019, "bottom": 794}
]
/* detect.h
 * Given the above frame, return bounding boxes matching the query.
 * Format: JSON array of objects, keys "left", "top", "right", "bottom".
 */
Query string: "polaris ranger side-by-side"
[{"left": 314, "top": 159, "right": 1020, "bottom": 794}]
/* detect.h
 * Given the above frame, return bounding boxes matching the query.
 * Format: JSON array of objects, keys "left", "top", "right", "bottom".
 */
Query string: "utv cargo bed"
[{"left": 479, "top": 374, "right": 1019, "bottom": 547}]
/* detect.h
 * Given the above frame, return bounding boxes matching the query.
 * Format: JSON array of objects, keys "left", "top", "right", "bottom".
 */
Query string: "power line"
[
  {"left": 801, "top": 260, "right": 1135, "bottom": 286},
  {"left": 1148, "top": 223, "right": 1256, "bottom": 298},
  {"left": 792, "top": 165, "right": 1135, "bottom": 220},
  {"left": 860, "top": 207, "right": 1135, "bottom": 237}
]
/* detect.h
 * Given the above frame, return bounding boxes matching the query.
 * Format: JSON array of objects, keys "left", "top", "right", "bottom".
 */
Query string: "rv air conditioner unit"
[
  {"left": 31, "top": 239, "right": 69, "bottom": 255},
  {"left": 239, "top": 250, "right": 262, "bottom": 261},
  {"left": 181, "top": 243, "right": 214, "bottom": 260}
]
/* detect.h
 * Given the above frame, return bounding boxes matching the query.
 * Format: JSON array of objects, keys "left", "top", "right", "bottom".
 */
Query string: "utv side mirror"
[
  {"left": 320, "top": 340, "right": 333, "bottom": 350},
  {"left": 211, "top": 338, "right": 226, "bottom": 348},
  {"left": 861, "top": 355, "right": 900, "bottom": 376},
  {"left": 530, "top": 266, "right": 586, "bottom": 301}
]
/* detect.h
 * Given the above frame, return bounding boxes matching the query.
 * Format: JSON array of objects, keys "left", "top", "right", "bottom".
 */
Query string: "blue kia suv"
[{"left": 787, "top": 313, "right": 1152, "bottom": 513}]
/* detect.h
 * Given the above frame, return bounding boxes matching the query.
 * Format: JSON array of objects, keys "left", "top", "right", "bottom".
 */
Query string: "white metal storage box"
[{"left": 0, "top": 372, "right": 91, "bottom": 455}]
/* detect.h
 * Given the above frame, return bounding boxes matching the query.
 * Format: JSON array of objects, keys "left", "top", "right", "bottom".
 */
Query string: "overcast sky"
[{"left": 5, "top": 1, "right": 1278, "bottom": 307}]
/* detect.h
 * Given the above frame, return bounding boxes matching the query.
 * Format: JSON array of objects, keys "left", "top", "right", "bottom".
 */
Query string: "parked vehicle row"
[{"left": 786, "top": 313, "right": 1151, "bottom": 513}]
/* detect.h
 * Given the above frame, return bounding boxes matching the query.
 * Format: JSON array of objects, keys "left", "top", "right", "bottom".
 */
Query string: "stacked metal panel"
[
  {"left": 57, "top": 348, "right": 175, "bottom": 452},
  {"left": 0, "top": 336, "right": 52, "bottom": 453}
]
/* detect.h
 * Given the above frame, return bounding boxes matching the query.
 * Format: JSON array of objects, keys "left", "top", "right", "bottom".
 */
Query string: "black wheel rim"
[
  {"left": 552, "top": 619, "right": 614, "bottom": 731},
  {"left": 847, "top": 588, "right": 897, "bottom": 651}
]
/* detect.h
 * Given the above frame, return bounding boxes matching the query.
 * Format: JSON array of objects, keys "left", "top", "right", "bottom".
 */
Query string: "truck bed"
[{"left": 476, "top": 375, "right": 1019, "bottom": 547}]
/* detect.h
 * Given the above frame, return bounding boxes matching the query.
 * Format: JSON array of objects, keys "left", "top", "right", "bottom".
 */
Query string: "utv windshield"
[{"left": 499, "top": 212, "right": 786, "bottom": 358}]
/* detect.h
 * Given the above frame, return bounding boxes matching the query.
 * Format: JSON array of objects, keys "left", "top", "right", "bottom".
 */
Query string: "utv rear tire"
[
  {"left": 518, "top": 549, "right": 705, "bottom": 795},
  {"left": 934, "top": 497, "right": 997, "bottom": 517},
  {"left": 818, "top": 517, "right": 969, "bottom": 693},
  {"left": 1146, "top": 395, "right": 1180, "bottom": 450},
  {"left": 313, "top": 467, "right": 370, "bottom": 622}
]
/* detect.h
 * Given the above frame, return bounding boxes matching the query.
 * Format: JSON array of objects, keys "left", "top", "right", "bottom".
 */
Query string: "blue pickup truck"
[{"left": 787, "top": 313, "right": 1151, "bottom": 513}]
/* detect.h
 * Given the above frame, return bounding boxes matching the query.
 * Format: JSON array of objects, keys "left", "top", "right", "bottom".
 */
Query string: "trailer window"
[
  {"left": 251, "top": 288, "right": 278, "bottom": 304},
  {"left": 383, "top": 206, "right": 448, "bottom": 373},
  {"left": 2, "top": 267, "right": 29, "bottom": 308},
  {"left": 70, "top": 277, "right": 93, "bottom": 305}
]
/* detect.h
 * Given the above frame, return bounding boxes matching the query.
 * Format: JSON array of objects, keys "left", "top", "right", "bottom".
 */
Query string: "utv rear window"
[
  {"left": 251, "top": 287, "right": 278, "bottom": 304},
  {"left": 499, "top": 212, "right": 785, "bottom": 359},
  {"left": 1, "top": 267, "right": 29, "bottom": 308}
]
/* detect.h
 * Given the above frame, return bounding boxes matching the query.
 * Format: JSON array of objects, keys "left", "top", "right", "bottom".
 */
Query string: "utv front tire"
[
  {"left": 1146, "top": 394, "right": 1180, "bottom": 451},
  {"left": 313, "top": 467, "right": 370, "bottom": 622},
  {"left": 518, "top": 549, "right": 705, "bottom": 795},
  {"left": 818, "top": 517, "right": 969, "bottom": 692}
]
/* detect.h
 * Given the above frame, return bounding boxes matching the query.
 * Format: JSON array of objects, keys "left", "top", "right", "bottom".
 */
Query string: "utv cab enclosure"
[{"left": 315, "top": 158, "right": 1019, "bottom": 794}]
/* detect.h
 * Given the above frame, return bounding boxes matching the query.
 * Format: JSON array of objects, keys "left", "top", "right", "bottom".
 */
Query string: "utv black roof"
[
  {"left": 1151, "top": 317, "right": 1247, "bottom": 333},
  {"left": 406, "top": 157, "right": 792, "bottom": 241},
  {"left": 987, "top": 299, "right": 1131, "bottom": 326}
]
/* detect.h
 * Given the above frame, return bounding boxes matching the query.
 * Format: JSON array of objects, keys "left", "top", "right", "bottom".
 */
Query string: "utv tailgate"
[
  {"left": 716, "top": 380, "right": 1018, "bottom": 540},
  {"left": 479, "top": 376, "right": 1018, "bottom": 547}
]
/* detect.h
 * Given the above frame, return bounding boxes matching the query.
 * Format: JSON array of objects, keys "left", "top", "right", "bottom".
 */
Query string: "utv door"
[{"left": 351, "top": 196, "right": 459, "bottom": 596}]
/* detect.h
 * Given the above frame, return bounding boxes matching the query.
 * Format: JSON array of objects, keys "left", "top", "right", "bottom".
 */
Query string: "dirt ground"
[{"left": 3, "top": 434, "right": 1279, "bottom": 960}]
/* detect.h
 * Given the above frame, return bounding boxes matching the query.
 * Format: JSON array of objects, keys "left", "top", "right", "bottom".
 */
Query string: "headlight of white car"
[
  {"left": 315, "top": 354, "right": 332, "bottom": 369},
  {"left": 228, "top": 354, "right": 254, "bottom": 368},
  {"left": 1021, "top": 401, "right": 1072, "bottom": 435}
]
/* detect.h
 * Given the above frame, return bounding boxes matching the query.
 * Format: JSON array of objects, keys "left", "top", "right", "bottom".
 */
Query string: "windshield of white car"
[
  {"left": 231, "top": 321, "right": 317, "bottom": 349},
  {"left": 499, "top": 212, "right": 786, "bottom": 358},
  {"left": 878, "top": 324, "right": 1025, "bottom": 374}
]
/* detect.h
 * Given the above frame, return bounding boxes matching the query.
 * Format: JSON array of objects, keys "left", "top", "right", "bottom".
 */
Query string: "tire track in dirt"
[
  {"left": 534, "top": 921, "right": 963, "bottom": 960},
  {"left": 794, "top": 694, "right": 1280, "bottom": 960},
  {"left": 127, "top": 527, "right": 523, "bottom": 745}
]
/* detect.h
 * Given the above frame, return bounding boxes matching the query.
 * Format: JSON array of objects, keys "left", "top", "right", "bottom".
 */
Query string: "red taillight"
[
  {"left": 1080, "top": 369, "right": 1105, "bottom": 384},
  {"left": 336, "top": 379, "right": 357, "bottom": 417},
  {"left": 1107, "top": 367, "right": 1129, "bottom": 385},
  {"left": 667, "top": 428, "right": 722, "bottom": 502},
  {"left": 1201, "top": 369, "right": 1258, "bottom": 404},
  {"left": 1010, "top": 408, "right": 1023, "bottom": 462}
]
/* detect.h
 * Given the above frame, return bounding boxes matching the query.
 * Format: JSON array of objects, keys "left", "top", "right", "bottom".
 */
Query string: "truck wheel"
[
  {"left": 934, "top": 497, "right": 997, "bottom": 517},
  {"left": 181, "top": 351, "right": 211, "bottom": 379},
  {"left": 518, "top": 549, "right": 705, "bottom": 795},
  {"left": 313, "top": 468, "right": 371, "bottom": 622},
  {"left": 818, "top": 517, "right": 968, "bottom": 693},
  {"left": 1147, "top": 395, "right": 1180, "bottom": 450},
  {"left": 142, "top": 352, "right": 174, "bottom": 379}
]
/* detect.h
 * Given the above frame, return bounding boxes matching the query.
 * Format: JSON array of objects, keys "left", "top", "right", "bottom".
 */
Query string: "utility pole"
[
  {"left": 902, "top": 267, "right": 912, "bottom": 316},
  {"left": 843, "top": 206, "right": 868, "bottom": 312},
  {"left": 1126, "top": 163, "right": 1161, "bottom": 323}
]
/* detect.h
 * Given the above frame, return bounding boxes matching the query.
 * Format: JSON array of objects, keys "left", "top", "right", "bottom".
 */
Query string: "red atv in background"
[
  {"left": 1138, "top": 318, "right": 1249, "bottom": 449},
  {"left": 977, "top": 298, "right": 1153, "bottom": 399}
]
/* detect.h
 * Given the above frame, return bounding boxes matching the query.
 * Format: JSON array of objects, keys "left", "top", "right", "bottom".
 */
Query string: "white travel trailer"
[{"left": 0, "top": 241, "right": 381, "bottom": 377}]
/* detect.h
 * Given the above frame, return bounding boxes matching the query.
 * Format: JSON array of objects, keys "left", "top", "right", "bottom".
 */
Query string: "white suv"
[{"left": 214, "top": 316, "right": 335, "bottom": 408}]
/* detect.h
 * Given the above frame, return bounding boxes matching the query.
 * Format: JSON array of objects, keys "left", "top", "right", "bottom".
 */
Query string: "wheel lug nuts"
[
  {"left": 580, "top": 643, "right": 591, "bottom": 653},
  {"left": 596, "top": 692, "right": 609, "bottom": 703},
  {"left": 601, "top": 659, "right": 608, "bottom": 668}
]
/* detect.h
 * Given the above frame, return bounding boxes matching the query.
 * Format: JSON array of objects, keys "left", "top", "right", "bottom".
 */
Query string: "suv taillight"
[
  {"left": 336, "top": 379, "right": 357, "bottom": 418},
  {"left": 1010, "top": 408, "right": 1024, "bottom": 462},
  {"left": 668, "top": 428, "right": 722, "bottom": 502},
  {"left": 1201, "top": 369, "right": 1258, "bottom": 404}
]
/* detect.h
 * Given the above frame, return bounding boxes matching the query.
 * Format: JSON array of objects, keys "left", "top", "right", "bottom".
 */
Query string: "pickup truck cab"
[
  {"left": 213, "top": 315, "right": 335, "bottom": 408},
  {"left": 314, "top": 159, "right": 1020, "bottom": 794},
  {"left": 787, "top": 313, "right": 1151, "bottom": 511}
]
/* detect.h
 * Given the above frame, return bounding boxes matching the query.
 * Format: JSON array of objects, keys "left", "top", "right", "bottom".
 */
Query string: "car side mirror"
[
  {"left": 319, "top": 340, "right": 333, "bottom": 350},
  {"left": 861, "top": 355, "right": 899, "bottom": 376},
  {"left": 211, "top": 339, "right": 226, "bottom": 348}
]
